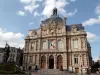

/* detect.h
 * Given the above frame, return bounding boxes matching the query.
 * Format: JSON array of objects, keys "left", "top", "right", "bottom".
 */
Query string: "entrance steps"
[{"left": 37, "top": 69, "right": 66, "bottom": 75}]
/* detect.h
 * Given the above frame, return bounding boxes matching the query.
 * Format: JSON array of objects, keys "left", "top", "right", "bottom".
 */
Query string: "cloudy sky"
[{"left": 0, "top": 0, "right": 100, "bottom": 61}]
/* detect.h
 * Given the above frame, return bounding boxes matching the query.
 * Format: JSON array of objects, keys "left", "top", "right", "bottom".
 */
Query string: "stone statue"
[
  {"left": 3, "top": 43, "right": 10, "bottom": 63},
  {"left": 53, "top": 7, "right": 57, "bottom": 15}
]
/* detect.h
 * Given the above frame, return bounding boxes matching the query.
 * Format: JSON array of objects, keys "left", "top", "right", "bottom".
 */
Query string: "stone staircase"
[{"left": 36, "top": 69, "right": 66, "bottom": 75}]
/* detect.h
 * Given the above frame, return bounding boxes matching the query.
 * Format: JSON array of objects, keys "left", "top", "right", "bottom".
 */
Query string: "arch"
[
  {"left": 49, "top": 55, "right": 54, "bottom": 69},
  {"left": 57, "top": 55, "right": 63, "bottom": 70},
  {"left": 41, "top": 55, "right": 46, "bottom": 69}
]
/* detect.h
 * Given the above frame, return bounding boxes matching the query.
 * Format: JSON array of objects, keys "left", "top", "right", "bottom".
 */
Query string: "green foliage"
[
  {"left": 0, "top": 63, "right": 25, "bottom": 74},
  {"left": 91, "top": 62, "right": 100, "bottom": 73}
]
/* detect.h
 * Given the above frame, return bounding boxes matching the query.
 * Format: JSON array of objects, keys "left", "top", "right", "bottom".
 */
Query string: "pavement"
[{"left": 30, "top": 69, "right": 100, "bottom": 75}]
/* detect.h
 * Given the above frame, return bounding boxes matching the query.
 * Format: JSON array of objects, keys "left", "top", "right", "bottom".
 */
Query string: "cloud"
[
  {"left": 20, "top": 0, "right": 32, "bottom": 4},
  {"left": 95, "top": 4, "right": 100, "bottom": 15},
  {"left": 82, "top": 4, "right": 100, "bottom": 26},
  {"left": 93, "top": 56, "right": 99, "bottom": 62},
  {"left": 19, "top": 0, "right": 77, "bottom": 17},
  {"left": 98, "top": 16, "right": 100, "bottom": 19},
  {"left": 33, "top": 11, "right": 40, "bottom": 16},
  {"left": 42, "top": 0, "right": 69, "bottom": 17},
  {"left": 29, "top": 22, "right": 34, "bottom": 26},
  {"left": 95, "top": 4, "right": 100, "bottom": 20},
  {"left": 20, "top": 0, "right": 42, "bottom": 13},
  {"left": 67, "top": 8, "right": 78, "bottom": 17},
  {"left": 17, "top": 10, "right": 26, "bottom": 16},
  {"left": 71, "top": 0, "right": 76, "bottom": 2},
  {"left": 0, "top": 28, "right": 24, "bottom": 48},
  {"left": 87, "top": 32, "right": 100, "bottom": 42},
  {"left": 82, "top": 18, "right": 100, "bottom": 26}
]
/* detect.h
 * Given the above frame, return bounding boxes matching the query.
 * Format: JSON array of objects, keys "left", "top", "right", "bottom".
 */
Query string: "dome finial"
[{"left": 53, "top": 7, "right": 57, "bottom": 15}]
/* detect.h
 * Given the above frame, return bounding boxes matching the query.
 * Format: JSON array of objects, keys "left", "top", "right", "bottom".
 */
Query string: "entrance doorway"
[
  {"left": 41, "top": 55, "right": 46, "bottom": 69},
  {"left": 49, "top": 55, "right": 54, "bottom": 69},
  {"left": 75, "top": 68, "right": 79, "bottom": 73},
  {"left": 57, "top": 55, "right": 63, "bottom": 70}
]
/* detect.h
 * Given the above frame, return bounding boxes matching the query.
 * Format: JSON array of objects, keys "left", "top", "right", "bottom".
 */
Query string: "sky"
[{"left": 0, "top": 0, "right": 100, "bottom": 61}]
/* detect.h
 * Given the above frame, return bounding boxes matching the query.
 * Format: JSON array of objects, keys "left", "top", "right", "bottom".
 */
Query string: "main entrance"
[
  {"left": 57, "top": 55, "right": 63, "bottom": 69},
  {"left": 49, "top": 55, "right": 54, "bottom": 69},
  {"left": 41, "top": 55, "right": 46, "bottom": 69}
]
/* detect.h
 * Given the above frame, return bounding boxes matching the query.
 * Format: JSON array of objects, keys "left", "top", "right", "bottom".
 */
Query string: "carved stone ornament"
[{"left": 31, "top": 30, "right": 37, "bottom": 36}]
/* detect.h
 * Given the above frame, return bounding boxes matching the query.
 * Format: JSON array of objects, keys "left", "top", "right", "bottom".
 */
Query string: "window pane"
[
  {"left": 58, "top": 40, "right": 62, "bottom": 49},
  {"left": 43, "top": 41, "right": 46, "bottom": 49},
  {"left": 74, "top": 56, "right": 78, "bottom": 64},
  {"left": 73, "top": 39, "right": 78, "bottom": 48},
  {"left": 49, "top": 40, "right": 55, "bottom": 49}
]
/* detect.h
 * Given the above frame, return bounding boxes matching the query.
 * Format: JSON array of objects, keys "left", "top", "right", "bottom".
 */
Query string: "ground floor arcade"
[{"left": 23, "top": 53, "right": 90, "bottom": 73}]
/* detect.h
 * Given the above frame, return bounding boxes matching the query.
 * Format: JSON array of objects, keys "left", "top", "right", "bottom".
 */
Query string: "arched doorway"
[
  {"left": 41, "top": 55, "right": 46, "bottom": 69},
  {"left": 49, "top": 55, "right": 54, "bottom": 69},
  {"left": 57, "top": 55, "right": 63, "bottom": 69}
]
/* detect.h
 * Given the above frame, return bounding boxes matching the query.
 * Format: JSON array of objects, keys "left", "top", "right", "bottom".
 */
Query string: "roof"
[
  {"left": 42, "top": 15, "right": 64, "bottom": 25},
  {"left": 0, "top": 48, "right": 4, "bottom": 53},
  {"left": 42, "top": 8, "right": 64, "bottom": 25},
  {"left": 66, "top": 24, "right": 84, "bottom": 31}
]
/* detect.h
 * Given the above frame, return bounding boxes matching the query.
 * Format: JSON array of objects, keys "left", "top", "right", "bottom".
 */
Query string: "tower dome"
[{"left": 42, "top": 8, "right": 64, "bottom": 25}]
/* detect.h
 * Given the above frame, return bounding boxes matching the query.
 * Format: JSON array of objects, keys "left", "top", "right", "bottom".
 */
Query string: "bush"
[{"left": 0, "top": 63, "right": 25, "bottom": 74}]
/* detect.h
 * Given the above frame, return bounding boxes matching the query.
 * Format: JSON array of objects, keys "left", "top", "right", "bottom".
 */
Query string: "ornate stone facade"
[{"left": 23, "top": 8, "right": 92, "bottom": 73}]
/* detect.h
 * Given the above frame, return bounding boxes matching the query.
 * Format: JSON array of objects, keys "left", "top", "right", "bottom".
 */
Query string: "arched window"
[{"left": 57, "top": 39, "right": 62, "bottom": 50}]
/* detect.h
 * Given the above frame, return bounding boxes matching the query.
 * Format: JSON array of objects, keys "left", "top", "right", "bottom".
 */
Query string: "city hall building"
[{"left": 23, "top": 8, "right": 92, "bottom": 73}]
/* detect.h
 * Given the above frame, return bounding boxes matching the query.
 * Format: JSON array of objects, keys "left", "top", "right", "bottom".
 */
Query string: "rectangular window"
[
  {"left": 43, "top": 41, "right": 47, "bottom": 49},
  {"left": 36, "top": 40, "right": 38, "bottom": 51},
  {"left": 73, "top": 39, "right": 78, "bottom": 48},
  {"left": 29, "top": 56, "right": 33, "bottom": 63},
  {"left": 35, "top": 55, "right": 37, "bottom": 64},
  {"left": 31, "top": 42, "right": 34, "bottom": 49},
  {"left": 49, "top": 40, "right": 55, "bottom": 49},
  {"left": 74, "top": 56, "right": 78, "bottom": 64}
]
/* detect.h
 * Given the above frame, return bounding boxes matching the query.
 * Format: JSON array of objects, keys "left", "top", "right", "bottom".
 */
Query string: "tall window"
[
  {"left": 43, "top": 41, "right": 47, "bottom": 49},
  {"left": 36, "top": 40, "right": 38, "bottom": 50},
  {"left": 73, "top": 39, "right": 78, "bottom": 48},
  {"left": 74, "top": 55, "right": 78, "bottom": 64},
  {"left": 35, "top": 55, "right": 37, "bottom": 64},
  {"left": 58, "top": 40, "right": 62, "bottom": 50},
  {"left": 29, "top": 56, "right": 33, "bottom": 63},
  {"left": 31, "top": 42, "right": 35, "bottom": 49},
  {"left": 49, "top": 40, "right": 55, "bottom": 49}
]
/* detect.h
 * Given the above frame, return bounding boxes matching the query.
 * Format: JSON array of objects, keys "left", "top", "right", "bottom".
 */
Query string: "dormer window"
[{"left": 71, "top": 25, "right": 77, "bottom": 32}]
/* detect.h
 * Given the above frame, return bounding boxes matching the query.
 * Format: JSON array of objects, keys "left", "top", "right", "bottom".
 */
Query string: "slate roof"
[
  {"left": 66, "top": 24, "right": 84, "bottom": 31},
  {"left": 42, "top": 15, "right": 64, "bottom": 24}
]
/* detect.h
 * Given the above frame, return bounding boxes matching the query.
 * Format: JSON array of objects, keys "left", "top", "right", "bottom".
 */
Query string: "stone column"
[
  {"left": 47, "top": 54, "right": 49, "bottom": 69},
  {"left": 46, "top": 55, "right": 47, "bottom": 68},
  {"left": 54, "top": 55, "right": 57, "bottom": 69}
]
